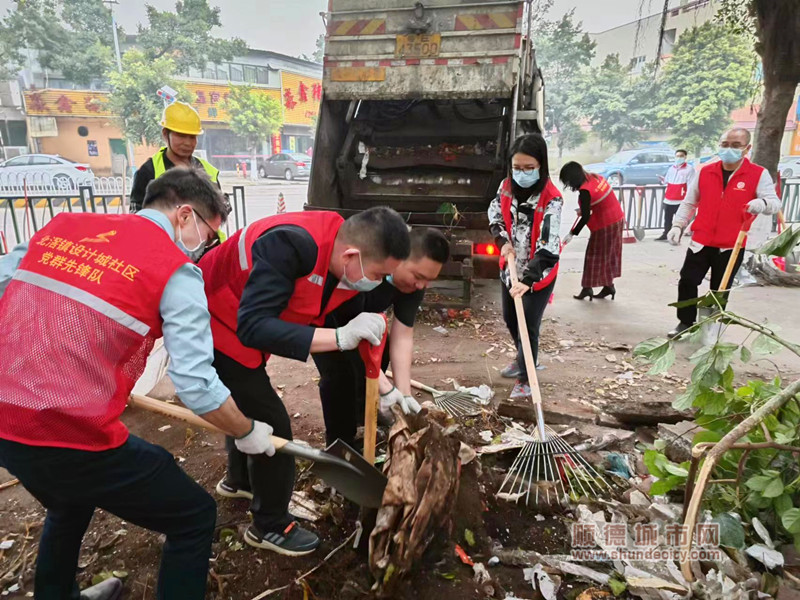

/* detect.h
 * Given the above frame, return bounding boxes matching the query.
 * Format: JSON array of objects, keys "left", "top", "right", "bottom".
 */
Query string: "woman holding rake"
[{"left": 488, "top": 134, "right": 564, "bottom": 400}]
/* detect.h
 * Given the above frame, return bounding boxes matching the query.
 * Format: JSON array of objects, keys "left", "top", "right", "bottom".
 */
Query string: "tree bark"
[{"left": 751, "top": 0, "right": 800, "bottom": 180}]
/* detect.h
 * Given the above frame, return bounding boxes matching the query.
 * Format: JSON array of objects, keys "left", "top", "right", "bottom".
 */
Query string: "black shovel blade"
[{"left": 315, "top": 439, "right": 387, "bottom": 508}]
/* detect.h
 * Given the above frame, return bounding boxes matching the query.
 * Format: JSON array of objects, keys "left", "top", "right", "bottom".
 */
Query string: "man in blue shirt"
[{"left": 0, "top": 169, "right": 273, "bottom": 600}]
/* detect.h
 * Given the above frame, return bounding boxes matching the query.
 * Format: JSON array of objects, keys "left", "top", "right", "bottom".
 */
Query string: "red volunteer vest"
[
  {"left": 581, "top": 174, "right": 624, "bottom": 231},
  {"left": 664, "top": 163, "right": 691, "bottom": 201},
  {"left": 199, "top": 212, "right": 359, "bottom": 368},
  {"left": 0, "top": 213, "right": 189, "bottom": 450},
  {"left": 692, "top": 158, "right": 764, "bottom": 248},
  {"left": 498, "top": 177, "right": 562, "bottom": 291}
]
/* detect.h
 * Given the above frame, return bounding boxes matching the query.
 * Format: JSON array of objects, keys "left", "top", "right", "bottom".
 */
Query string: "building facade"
[{"left": 12, "top": 49, "right": 322, "bottom": 174}]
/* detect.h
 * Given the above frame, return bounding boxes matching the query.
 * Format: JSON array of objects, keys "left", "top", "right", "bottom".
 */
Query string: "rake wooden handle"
[
  {"left": 506, "top": 260, "right": 543, "bottom": 408},
  {"left": 718, "top": 230, "right": 747, "bottom": 292},
  {"left": 127, "top": 394, "right": 290, "bottom": 452},
  {"left": 385, "top": 370, "right": 437, "bottom": 395}
]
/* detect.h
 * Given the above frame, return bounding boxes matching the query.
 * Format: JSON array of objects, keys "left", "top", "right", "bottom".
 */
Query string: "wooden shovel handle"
[
  {"left": 127, "top": 394, "right": 289, "bottom": 451},
  {"left": 363, "top": 377, "right": 379, "bottom": 465},
  {"left": 718, "top": 231, "right": 747, "bottom": 292},
  {"left": 506, "top": 261, "right": 543, "bottom": 407}
]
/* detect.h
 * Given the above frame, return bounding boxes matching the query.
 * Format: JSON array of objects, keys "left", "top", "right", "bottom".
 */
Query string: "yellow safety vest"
[{"left": 152, "top": 147, "right": 220, "bottom": 183}]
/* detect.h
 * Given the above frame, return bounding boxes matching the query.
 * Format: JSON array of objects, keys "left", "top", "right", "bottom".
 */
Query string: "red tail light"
[
  {"left": 75, "top": 166, "right": 88, "bottom": 171},
  {"left": 295, "top": 162, "right": 306, "bottom": 167},
  {"left": 473, "top": 243, "right": 498, "bottom": 256}
]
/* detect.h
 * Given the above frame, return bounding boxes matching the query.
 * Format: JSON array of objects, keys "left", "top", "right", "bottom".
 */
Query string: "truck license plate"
[{"left": 395, "top": 34, "right": 441, "bottom": 59}]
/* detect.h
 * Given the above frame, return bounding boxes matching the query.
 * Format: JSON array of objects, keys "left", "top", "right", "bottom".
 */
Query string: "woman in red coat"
[{"left": 560, "top": 161, "right": 625, "bottom": 300}]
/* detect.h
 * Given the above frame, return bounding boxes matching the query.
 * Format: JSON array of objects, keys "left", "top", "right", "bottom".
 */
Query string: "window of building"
[
  {"left": 661, "top": 29, "right": 677, "bottom": 57},
  {"left": 256, "top": 66, "right": 271, "bottom": 85},
  {"left": 630, "top": 55, "right": 646, "bottom": 73},
  {"left": 203, "top": 64, "right": 217, "bottom": 80},
  {"left": 229, "top": 63, "right": 244, "bottom": 82},
  {"left": 216, "top": 63, "right": 230, "bottom": 81},
  {"left": 188, "top": 66, "right": 204, "bottom": 79},
  {"left": 244, "top": 65, "right": 258, "bottom": 84}
]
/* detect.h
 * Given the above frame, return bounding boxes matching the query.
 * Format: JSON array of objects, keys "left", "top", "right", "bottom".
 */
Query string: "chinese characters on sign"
[
  {"left": 87, "top": 140, "right": 98, "bottom": 157},
  {"left": 35, "top": 234, "right": 140, "bottom": 285},
  {"left": 283, "top": 80, "right": 321, "bottom": 111}
]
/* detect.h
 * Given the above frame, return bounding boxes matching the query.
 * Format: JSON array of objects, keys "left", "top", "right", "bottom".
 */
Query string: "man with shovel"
[
  {"left": 0, "top": 168, "right": 275, "bottom": 600},
  {"left": 314, "top": 227, "right": 451, "bottom": 449},
  {"left": 199, "top": 207, "right": 410, "bottom": 556},
  {"left": 666, "top": 128, "right": 781, "bottom": 338}
]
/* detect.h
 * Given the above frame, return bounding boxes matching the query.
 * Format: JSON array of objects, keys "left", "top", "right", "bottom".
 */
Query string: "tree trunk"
[
  {"left": 751, "top": 0, "right": 800, "bottom": 180},
  {"left": 250, "top": 146, "right": 258, "bottom": 182}
]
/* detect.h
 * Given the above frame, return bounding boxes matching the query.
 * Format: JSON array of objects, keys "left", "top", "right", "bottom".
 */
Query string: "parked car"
[
  {"left": 0, "top": 153, "right": 94, "bottom": 188},
  {"left": 778, "top": 155, "right": 800, "bottom": 179},
  {"left": 258, "top": 153, "right": 312, "bottom": 181},
  {"left": 584, "top": 148, "right": 675, "bottom": 186}
]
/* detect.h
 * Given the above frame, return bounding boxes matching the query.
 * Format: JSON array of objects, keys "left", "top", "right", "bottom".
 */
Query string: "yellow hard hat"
[{"left": 160, "top": 101, "right": 203, "bottom": 136}]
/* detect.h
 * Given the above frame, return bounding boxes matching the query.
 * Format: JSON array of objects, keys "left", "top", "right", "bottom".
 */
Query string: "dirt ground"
[{"left": 1, "top": 237, "right": 798, "bottom": 600}]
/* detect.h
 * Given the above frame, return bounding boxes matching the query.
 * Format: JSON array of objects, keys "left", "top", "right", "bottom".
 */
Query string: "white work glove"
[
  {"left": 667, "top": 226, "right": 683, "bottom": 246},
  {"left": 562, "top": 234, "right": 574, "bottom": 245},
  {"left": 335, "top": 312, "right": 386, "bottom": 351},
  {"left": 234, "top": 420, "right": 275, "bottom": 456},
  {"left": 746, "top": 198, "right": 767, "bottom": 215},
  {"left": 379, "top": 386, "right": 421, "bottom": 421}
]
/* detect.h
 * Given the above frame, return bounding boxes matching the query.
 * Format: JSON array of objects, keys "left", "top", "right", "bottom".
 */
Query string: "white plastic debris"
[
  {"left": 473, "top": 562, "right": 491, "bottom": 584},
  {"left": 433, "top": 326, "right": 449, "bottom": 335},
  {"left": 0, "top": 540, "right": 13, "bottom": 550},
  {"left": 488, "top": 556, "right": 500, "bottom": 567},
  {"left": 157, "top": 425, "right": 171, "bottom": 432},
  {"left": 745, "top": 544, "right": 783, "bottom": 570},
  {"left": 456, "top": 384, "right": 494, "bottom": 404},
  {"left": 524, "top": 565, "right": 559, "bottom": 600}
]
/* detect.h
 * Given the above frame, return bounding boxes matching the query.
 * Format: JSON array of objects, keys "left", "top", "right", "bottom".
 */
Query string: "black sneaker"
[
  {"left": 215, "top": 478, "right": 253, "bottom": 500},
  {"left": 80, "top": 577, "right": 123, "bottom": 600},
  {"left": 668, "top": 322, "right": 692, "bottom": 339},
  {"left": 500, "top": 362, "right": 522, "bottom": 378},
  {"left": 244, "top": 522, "right": 320, "bottom": 556},
  {"left": 655, "top": 234, "right": 668, "bottom": 241}
]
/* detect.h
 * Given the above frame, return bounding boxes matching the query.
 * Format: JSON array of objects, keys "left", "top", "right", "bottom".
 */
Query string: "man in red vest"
[
  {"left": 0, "top": 168, "right": 276, "bottom": 600},
  {"left": 199, "top": 207, "right": 410, "bottom": 556},
  {"left": 656, "top": 149, "right": 695, "bottom": 241},
  {"left": 666, "top": 128, "right": 781, "bottom": 337}
]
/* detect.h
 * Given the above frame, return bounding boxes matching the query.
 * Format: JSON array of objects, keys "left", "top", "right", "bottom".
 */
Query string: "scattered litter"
[
  {"left": 751, "top": 517, "right": 774, "bottom": 549},
  {"left": 289, "top": 491, "right": 324, "bottom": 522},
  {"left": 524, "top": 565, "right": 560, "bottom": 600},
  {"left": 464, "top": 529, "right": 476, "bottom": 547},
  {"left": 606, "top": 453, "right": 632, "bottom": 479},
  {"left": 0, "top": 540, "right": 13, "bottom": 550},
  {"left": 455, "top": 384, "right": 494, "bottom": 404},
  {"left": 157, "top": 425, "right": 171, "bottom": 432},
  {"left": 455, "top": 544, "right": 474, "bottom": 566},
  {"left": 534, "top": 514, "right": 546, "bottom": 522},
  {"left": 473, "top": 562, "right": 491, "bottom": 584},
  {"left": 745, "top": 544, "right": 784, "bottom": 569},
  {"left": 6, "top": 584, "right": 19, "bottom": 593},
  {"left": 559, "top": 340, "right": 575, "bottom": 349},
  {"left": 479, "top": 430, "right": 494, "bottom": 443},
  {"left": 575, "top": 589, "right": 611, "bottom": 600},
  {"left": 496, "top": 491, "right": 527, "bottom": 502},
  {"left": 292, "top": 413, "right": 301, "bottom": 418},
  {"left": 605, "top": 354, "right": 617, "bottom": 363},
  {"left": 433, "top": 326, "right": 449, "bottom": 335},
  {"left": 629, "top": 490, "right": 650, "bottom": 507},
  {"left": 488, "top": 556, "right": 500, "bottom": 567},
  {"left": 574, "top": 430, "right": 633, "bottom": 452},
  {"left": 540, "top": 558, "right": 610, "bottom": 585},
  {"left": 459, "top": 442, "right": 477, "bottom": 465}
]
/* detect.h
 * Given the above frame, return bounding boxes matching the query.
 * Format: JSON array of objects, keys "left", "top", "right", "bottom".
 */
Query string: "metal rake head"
[
  {"left": 433, "top": 390, "right": 484, "bottom": 418},
  {"left": 497, "top": 427, "right": 615, "bottom": 506}
]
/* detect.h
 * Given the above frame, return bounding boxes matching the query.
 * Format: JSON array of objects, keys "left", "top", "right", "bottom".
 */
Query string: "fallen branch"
[
  {"left": 250, "top": 528, "right": 358, "bottom": 600},
  {"left": 680, "top": 377, "right": 800, "bottom": 581},
  {"left": 0, "top": 479, "right": 19, "bottom": 492}
]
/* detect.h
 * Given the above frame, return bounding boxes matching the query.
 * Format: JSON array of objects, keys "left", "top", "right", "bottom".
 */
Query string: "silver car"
[
  {"left": 778, "top": 155, "right": 800, "bottom": 179},
  {"left": 258, "top": 153, "right": 312, "bottom": 181},
  {"left": 0, "top": 153, "right": 94, "bottom": 188}
]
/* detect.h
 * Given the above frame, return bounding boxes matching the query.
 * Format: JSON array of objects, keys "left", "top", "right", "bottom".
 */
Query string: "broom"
[{"left": 496, "top": 259, "right": 613, "bottom": 505}]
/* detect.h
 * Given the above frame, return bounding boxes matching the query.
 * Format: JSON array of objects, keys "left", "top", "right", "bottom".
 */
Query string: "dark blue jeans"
[{"left": 0, "top": 435, "right": 216, "bottom": 600}]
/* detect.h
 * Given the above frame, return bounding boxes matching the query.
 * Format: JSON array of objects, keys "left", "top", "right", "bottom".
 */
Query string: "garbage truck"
[{"left": 307, "top": 0, "right": 545, "bottom": 301}]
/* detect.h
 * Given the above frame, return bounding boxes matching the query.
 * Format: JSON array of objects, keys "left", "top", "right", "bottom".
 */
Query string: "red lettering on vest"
[
  {"left": 692, "top": 158, "right": 764, "bottom": 248},
  {"left": 498, "top": 177, "right": 562, "bottom": 291},
  {"left": 200, "top": 212, "right": 358, "bottom": 368},
  {"left": 580, "top": 174, "right": 624, "bottom": 232},
  {"left": 0, "top": 213, "right": 189, "bottom": 450}
]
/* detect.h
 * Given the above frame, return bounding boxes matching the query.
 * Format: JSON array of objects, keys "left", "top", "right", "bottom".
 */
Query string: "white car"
[
  {"left": 0, "top": 153, "right": 94, "bottom": 189},
  {"left": 778, "top": 155, "right": 800, "bottom": 180}
]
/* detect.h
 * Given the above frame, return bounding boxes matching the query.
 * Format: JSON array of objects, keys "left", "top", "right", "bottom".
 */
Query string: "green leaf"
[
  {"left": 764, "top": 477, "right": 785, "bottom": 498},
  {"left": 669, "top": 293, "right": 719, "bottom": 310},
  {"left": 756, "top": 225, "right": 800, "bottom": 258},
  {"left": 111, "top": 570, "right": 128, "bottom": 579},
  {"left": 740, "top": 346, "right": 752, "bottom": 363},
  {"left": 464, "top": 529, "right": 476, "bottom": 547},
  {"left": 663, "top": 462, "right": 689, "bottom": 477},
  {"left": 439, "top": 571, "right": 457, "bottom": 581},
  {"left": 648, "top": 345, "right": 676, "bottom": 375},
  {"left": 653, "top": 439, "right": 667, "bottom": 451},
  {"left": 696, "top": 389, "right": 728, "bottom": 415},
  {"left": 649, "top": 476, "right": 682, "bottom": 496},
  {"left": 692, "top": 429, "right": 722, "bottom": 445},
  {"left": 643, "top": 450, "right": 667, "bottom": 478},
  {"left": 633, "top": 337, "right": 671, "bottom": 359},
  {"left": 782, "top": 508, "right": 800, "bottom": 534},
  {"left": 608, "top": 575, "right": 628, "bottom": 596},
  {"left": 219, "top": 528, "right": 236, "bottom": 542},
  {"left": 673, "top": 384, "right": 698, "bottom": 411},
  {"left": 774, "top": 494, "right": 793, "bottom": 516},
  {"left": 712, "top": 513, "right": 745, "bottom": 550},
  {"left": 91, "top": 572, "right": 114, "bottom": 586},
  {"left": 746, "top": 475, "right": 773, "bottom": 492},
  {"left": 752, "top": 334, "right": 783, "bottom": 356}
]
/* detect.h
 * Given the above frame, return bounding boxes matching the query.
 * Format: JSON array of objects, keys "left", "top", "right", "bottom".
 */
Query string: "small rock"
[
  {"left": 292, "top": 412, "right": 301, "bottom": 418},
  {"left": 433, "top": 326, "right": 449, "bottom": 335},
  {"left": 629, "top": 490, "right": 650, "bottom": 506},
  {"left": 559, "top": 340, "right": 574, "bottom": 349},
  {"left": 605, "top": 354, "right": 617, "bottom": 363}
]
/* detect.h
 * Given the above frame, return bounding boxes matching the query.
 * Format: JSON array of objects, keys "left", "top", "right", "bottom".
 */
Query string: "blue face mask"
[
  {"left": 386, "top": 274, "right": 395, "bottom": 287},
  {"left": 718, "top": 147, "right": 743, "bottom": 164},
  {"left": 341, "top": 251, "right": 382, "bottom": 292},
  {"left": 512, "top": 168, "right": 540, "bottom": 188},
  {"left": 675, "top": 157, "right": 686, "bottom": 166}
]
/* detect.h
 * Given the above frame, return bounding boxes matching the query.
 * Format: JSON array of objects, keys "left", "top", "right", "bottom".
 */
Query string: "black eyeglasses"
[{"left": 191, "top": 208, "right": 222, "bottom": 249}]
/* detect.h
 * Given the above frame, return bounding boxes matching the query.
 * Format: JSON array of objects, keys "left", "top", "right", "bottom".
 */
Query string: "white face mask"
[
  {"left": 176, "top": 211, "right": 205, "bottom": 262},
  {"left": 341, "top": 251, "right": 382, "bottom": 292}
]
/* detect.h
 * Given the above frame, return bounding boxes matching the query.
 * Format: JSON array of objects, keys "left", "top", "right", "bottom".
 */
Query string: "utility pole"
[{"left": 103, "top": 0, "right": 136, "bottom": 174}]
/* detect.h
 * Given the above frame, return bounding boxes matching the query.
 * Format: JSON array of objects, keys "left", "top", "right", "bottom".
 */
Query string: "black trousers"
[
  {"left": 0, "top": 435, "right": 216, "bottom": 600},
  {"left": 500, "top": 278, "right": 556, "bottom": 383},
  {"left": 677, "top": 246, "right": 744, "bottom": 325},
  {"left": 212, "top": 350, "right": 294, "bottom": 533},
  {"left": 662, "top": 203, "right": 680, "bottom": 236},
  {"left": 313, "top": 343, "right": 390, "bottom": 449}
]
